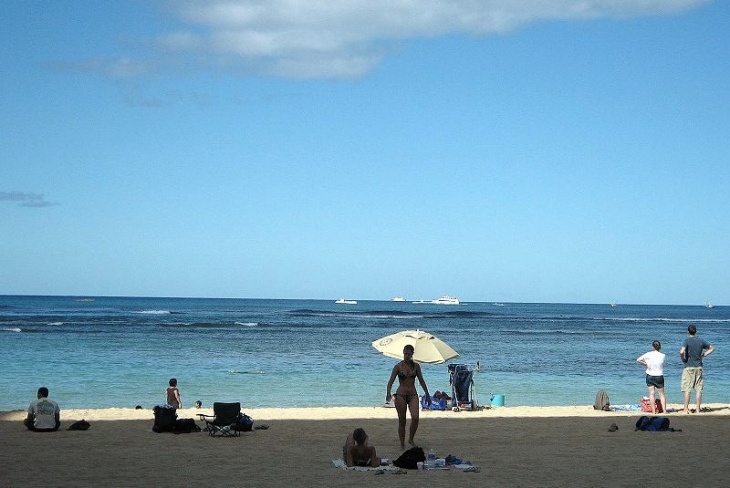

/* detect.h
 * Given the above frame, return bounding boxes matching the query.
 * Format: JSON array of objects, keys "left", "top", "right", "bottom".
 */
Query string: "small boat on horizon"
[
  {"left": 335, "top": 298, "right": 357, "bottom": 305},
  {"left": 390, "top": 297, "right": 406, "bottom": 302},
  {"left": 706, "top": 302, "right": 713, "bottom": 309}
]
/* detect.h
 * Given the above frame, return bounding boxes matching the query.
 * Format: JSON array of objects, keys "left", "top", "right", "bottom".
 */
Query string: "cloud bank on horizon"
[{"left": 95, "top": 0, "right": 709, "bottom": 79}]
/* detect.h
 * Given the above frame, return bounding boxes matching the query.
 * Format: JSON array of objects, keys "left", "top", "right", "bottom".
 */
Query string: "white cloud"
[{"left": 139, "top": 0, "right": 710, "bottom": 78}]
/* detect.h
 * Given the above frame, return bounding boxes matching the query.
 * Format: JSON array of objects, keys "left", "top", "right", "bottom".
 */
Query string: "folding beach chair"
[
  {"left": 198, "top": 402, "right": 241, "bottom": 437},
  {"left": 448, "top": 364, "right": 477, "bottom": 411}
]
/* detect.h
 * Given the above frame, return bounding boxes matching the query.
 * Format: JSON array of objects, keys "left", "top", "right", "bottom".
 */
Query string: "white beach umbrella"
[{"left": 372, "top": 329, "right": 459, "bottom": 364}]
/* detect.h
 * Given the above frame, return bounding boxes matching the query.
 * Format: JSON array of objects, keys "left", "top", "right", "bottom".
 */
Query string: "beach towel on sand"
[
  {"left": 332, "top": 458, "right": 481, "bottom": 473},
  {"left": 331, "top": 459, "right": 404, "bottom": 472}
]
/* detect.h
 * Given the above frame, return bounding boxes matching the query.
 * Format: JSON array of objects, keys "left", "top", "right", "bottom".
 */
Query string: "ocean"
[{"left": 1, "top": 295, "right": 727, "bottom": 412}]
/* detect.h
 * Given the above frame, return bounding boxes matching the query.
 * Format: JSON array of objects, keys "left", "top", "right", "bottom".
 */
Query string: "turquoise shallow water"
[{"left": 1, "top": 296, "right": 728, "bottom": 411}]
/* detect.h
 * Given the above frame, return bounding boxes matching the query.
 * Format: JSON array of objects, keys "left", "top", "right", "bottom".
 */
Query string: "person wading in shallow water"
[{"left": 386, "top": 344, "right": 431, "bottom": 449}]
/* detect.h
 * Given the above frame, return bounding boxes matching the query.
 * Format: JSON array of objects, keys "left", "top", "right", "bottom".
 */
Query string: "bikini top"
[{"left": 398, "top": 364, "right": 418, "bottom": 380}]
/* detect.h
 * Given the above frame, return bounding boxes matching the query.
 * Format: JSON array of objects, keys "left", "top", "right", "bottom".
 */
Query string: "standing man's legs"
[
  {"left": 695, "top": 367, "right": 704, "bottom": 412},
  {"left": 696, "top": 390, "right": 703, "bottom": 412},
  {"left": 681, "top": 368, "right": 691, "bottom": 414},
  {"left": 683, "top": 390, "right": 691, "bottom": 413}
]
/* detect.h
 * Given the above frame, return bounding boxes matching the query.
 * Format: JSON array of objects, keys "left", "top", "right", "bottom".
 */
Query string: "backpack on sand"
[
  {"left": 67, "top": 419, "right": 91, "bottom": 431},
  {"left": 393, "top": 447, "right": 426, "bottom": 470},
  {"left": 635, "top": 416, "right": 677, "bottom": 432},
  {"left": 174, "top": 418, "right": 201, "bottom": 434},
  {"left": 152, "top": 405, "right": 177, "bottom": 433},
  {"left": 234, "top": 413, "right": 254, "bottom": 432},
  {"left": 593, "top": 390, "right": 610, "bottom": 411},
  {"left": 640, "top": 397, "right": 664, "bottom": 413}
]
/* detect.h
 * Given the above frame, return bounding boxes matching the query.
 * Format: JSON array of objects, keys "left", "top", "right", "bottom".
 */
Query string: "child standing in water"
[{"left": 166, "top": 378, "right": 182, "bottom": 408}]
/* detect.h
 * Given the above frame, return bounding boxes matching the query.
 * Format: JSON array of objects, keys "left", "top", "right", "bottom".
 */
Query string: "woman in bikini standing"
[{"left": 386, "top": 344, "right": 431, "bottom": 449}]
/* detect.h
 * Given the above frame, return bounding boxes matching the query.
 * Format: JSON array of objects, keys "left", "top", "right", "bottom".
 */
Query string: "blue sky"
[{"left": 1, "top": 0, "right": 728, "bottom": 305}]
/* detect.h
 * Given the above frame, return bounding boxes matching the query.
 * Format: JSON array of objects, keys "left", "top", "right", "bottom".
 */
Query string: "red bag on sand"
[{"left": 640, "top": 397, "right": 663, "bottom": 413}]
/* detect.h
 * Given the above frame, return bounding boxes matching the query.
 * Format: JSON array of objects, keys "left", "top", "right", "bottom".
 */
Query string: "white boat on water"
[
  {"left": 706, "top": 302, "right": 713, "bottom": 309},
  {"left": 335, "top": 299, "right": 357, "bottom": 305},
  {"left": 390, "top": 297, "right": 406, "bottom": 302},
  {"left": 430, "top": 296, "right": 460, "bottom": 305}
]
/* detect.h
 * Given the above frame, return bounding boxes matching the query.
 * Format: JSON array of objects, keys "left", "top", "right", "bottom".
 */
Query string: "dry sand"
[{"left": 2, "top": 404, "right": 730, "bottom": 487}]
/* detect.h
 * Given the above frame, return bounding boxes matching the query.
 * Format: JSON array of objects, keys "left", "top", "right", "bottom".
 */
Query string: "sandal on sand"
[
  {"left": 254, "top": 424, "right": 270, "bottom": 430},
  {"left": 608, "top": 423, "right": 619, "bottom": 432}
]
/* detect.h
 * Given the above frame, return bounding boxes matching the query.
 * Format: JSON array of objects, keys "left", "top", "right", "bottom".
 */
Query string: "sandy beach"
[{"left": 3, "top": 404, "right": 730, "bottom": 487}]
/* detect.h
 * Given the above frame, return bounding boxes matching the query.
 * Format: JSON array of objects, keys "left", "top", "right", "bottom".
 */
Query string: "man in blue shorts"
[{"left": 679, "top": 324, "right": 715, "bottom": 414}]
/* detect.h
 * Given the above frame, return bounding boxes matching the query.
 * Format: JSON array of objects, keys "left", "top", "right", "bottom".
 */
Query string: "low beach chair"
[{"left": 198, "top": 402, "right": 241, "bottom": 437}]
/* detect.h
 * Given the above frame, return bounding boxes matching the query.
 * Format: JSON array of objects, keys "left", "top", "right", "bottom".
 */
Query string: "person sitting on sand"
[
  {"left": 433, "top": 391, "right": 451, "bottom": 401},
  {"left": 195, "top": 400, "right": 202, "bottom": 409},
  {"left": 24, "top": 387, "right": 61, "bottom": 432},
  {"left": 343, "top": 428, "right": 380, "bottom": 467}
]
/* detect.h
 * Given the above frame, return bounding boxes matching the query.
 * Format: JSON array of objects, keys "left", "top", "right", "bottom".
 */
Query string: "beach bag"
[
  {"left": 393, "top": 447, "right": 426, "bottom": 470},
  {"left": 640, "top": 397, "right": 663, "bottom": 413},
  {"left": 152, "top": 405, "right": 177, "bottom": 433},
  {"left": 174, "top": 418, "right": 201, "bottom": 434},
  {"left": 593, "top": 390, "right": 610, "bottom": 411},
  {"left": 234, "top": 413, "right": 254, "bottom": 432},
  {"left": 67, "top": 419, "right": 90, "bottom": 431},
  {"left": 635, "top": 416, "right": 670, "bottom": 431},
  {"left": 421, "top": 396, "right": 447, "bottom": 410}
]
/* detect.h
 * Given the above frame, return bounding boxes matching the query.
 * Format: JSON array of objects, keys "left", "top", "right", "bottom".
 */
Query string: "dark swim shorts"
[{"left": 646, "top": 374, "right": 665, "bottom": 388}]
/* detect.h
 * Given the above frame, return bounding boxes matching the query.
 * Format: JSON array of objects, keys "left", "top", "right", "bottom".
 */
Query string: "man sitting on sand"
[
  {"left": 434, "top": 390, "right": 451, "bottom": 400},
  {"left": 343, "top": 428, "right": 380, "bottom": 467},
  {"left": 24, "top": 387, "right": 60, "bottom": 432}
]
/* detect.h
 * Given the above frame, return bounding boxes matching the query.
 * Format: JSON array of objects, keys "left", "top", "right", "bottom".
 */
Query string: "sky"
[{"left": 1, "top": 0, "right": 728, "bottom": 305}]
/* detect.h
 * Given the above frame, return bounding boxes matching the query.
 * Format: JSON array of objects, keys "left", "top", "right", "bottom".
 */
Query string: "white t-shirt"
[
  {"left": 28, "top": 398, "right": 60, "bottom": 430},
  {"left": 637, "top": 350, "right": 666, "bottom": 376}
]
